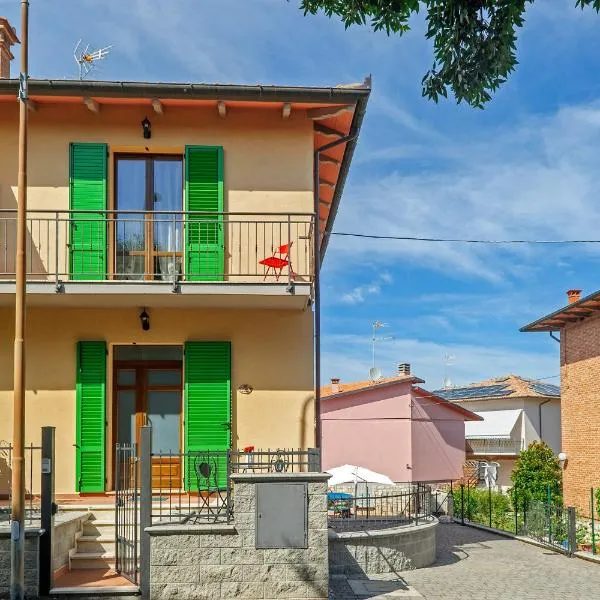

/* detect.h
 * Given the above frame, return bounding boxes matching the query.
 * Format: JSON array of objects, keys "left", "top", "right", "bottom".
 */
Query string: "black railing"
[
  {"left": 328, "top": 484, "right": 433, "bottom": 532},
  {"left": 230, "top": 448, "right": 321, "bottom": 474},
  {"left": 145, "top": 448, "right": 320, "bottom": 525},
  {"left": 0, "top": 209, "right": 315, "bottom": 285},
  {"left": 0, "top": 442, "right": 42, "bottom": 524},
  {"left": 454, "top": 481, "right": 577, "bottom": 556},
  {"left": 115, "top": 443, "right": 139, "bottom": 584}
]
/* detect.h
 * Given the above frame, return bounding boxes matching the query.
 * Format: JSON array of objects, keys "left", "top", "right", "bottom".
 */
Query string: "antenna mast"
[
  {"left": 371, "top": 320, "right": 393, "bottom": 373},
  {"left": 443, "top": 353, "right": 455, "bottom": 389},
  {"left": 74, "top": 39, "right": 112, "bottom": 80}
]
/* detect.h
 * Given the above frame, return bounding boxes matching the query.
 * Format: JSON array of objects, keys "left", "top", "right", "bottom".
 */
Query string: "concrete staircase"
[{"left": 62, "top": 505, "right": 118, "bottom": 571}]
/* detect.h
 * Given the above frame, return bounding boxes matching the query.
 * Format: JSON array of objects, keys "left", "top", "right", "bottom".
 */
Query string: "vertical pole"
[
  {"left": 592, "top": 488, "right": 596, "bottom": 555},
  {"left": 567, "top": 506, "right": 576, "bottom": 557},
  {"left": 11, "top": 3, "right": 29, "bottom": 599},
  {"left": 39, "top": 427, "right": 55, "bottom": 597},
  {"left": 460, "top": 484, "right": 465, "bottom": 525},
  {"left": 514, "top": 490, "right": 518, "bottom": 535},
  {"left": 139, "top": 426, "right": 152, "bottom": 600},
  {"left": 547, "top": 484, "right": 552, "bottom": 545},
  {"left": 488, "top": 477, "right": 492, "bottom": 528}
]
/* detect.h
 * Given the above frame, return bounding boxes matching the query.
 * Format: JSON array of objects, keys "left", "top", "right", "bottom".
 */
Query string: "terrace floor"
[{"left": 330, "top": 523, "right": 600, "bottom": 599}]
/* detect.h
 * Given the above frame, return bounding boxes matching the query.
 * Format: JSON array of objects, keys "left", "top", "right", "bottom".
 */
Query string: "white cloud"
[
  {"left": 339, "top": 271, "right": 392, "bottom": 304},
  {"left": 329, "top": 101, "right": 600, "bottom": 282}
]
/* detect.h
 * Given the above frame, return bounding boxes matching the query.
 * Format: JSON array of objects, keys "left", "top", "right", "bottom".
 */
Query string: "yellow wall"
[
  {"left": 0, "top": 306, "right": 315, "bottom": 494},
  {"left": 0, "top": 103, "right": 315, "bottom": 279}
]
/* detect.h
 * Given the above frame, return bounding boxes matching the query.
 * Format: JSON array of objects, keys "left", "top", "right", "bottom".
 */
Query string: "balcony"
[
  {"left": 466, "top": 437, "right": 524, "bottom": 456},
  {"left": 0, "top": 210, "right": 315, "bottom": 309}
]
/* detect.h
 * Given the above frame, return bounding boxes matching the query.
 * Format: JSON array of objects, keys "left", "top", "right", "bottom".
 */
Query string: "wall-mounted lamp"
[
  {"left": 238, "top": 384, "right": 253, "bottom": 395},
  {"left": 558, "top": 451, "right": 568, "bottom": 469},
  {"left": 139, "top": 309, "right": 150, "bottom": 331},
  {"left": 141, "top": 116, "right": 152, "bottom": 139}
]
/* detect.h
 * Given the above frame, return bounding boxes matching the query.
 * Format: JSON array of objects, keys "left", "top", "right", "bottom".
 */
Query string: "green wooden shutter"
[
  {"left": 184, "top": 341, "right": 231, "bottom": 490},
  {"left": 76, "top": 341, "right": 107, "bottom": 493},
  {"left": 184, "top": 146, "right": 224, "bottom": 281},
  {"left": 69, "top": 143, "right": 108, "bottom": 280}
]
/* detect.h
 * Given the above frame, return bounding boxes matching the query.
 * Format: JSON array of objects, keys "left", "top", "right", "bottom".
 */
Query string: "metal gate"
[{"left": 115, "top": 443, "right": 139, "bottom": 584}]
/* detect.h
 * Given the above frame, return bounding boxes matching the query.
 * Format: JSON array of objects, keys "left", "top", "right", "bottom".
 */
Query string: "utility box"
[{"left": 255, "top": 482, "right": 308, "bottom": 548}]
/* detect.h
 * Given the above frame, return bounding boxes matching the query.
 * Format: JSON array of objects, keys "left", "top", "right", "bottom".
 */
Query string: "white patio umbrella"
[{"left": 326, "top": 464, "right": 394, "bottom": 487}]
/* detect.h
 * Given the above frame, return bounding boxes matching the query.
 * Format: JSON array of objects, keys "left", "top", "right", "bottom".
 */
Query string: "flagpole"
[{"left": 11, "top": 1, "right": 29, "bottom": 599}]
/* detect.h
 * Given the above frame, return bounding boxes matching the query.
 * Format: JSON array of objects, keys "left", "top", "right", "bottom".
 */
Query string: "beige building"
[
  {"left": 0, "top": 36, "right": 370, "bottom": 495},
  {"left": 435, "top": 375, "right": 561, "bottom": 490}
]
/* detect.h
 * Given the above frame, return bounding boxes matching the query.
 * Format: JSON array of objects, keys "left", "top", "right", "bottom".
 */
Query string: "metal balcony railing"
[
  {"left": 466, "top": 438, "right": 524, "bottom": 455},
  {"left": 0, "top": 210, "right": 315, "bottom": 287}
]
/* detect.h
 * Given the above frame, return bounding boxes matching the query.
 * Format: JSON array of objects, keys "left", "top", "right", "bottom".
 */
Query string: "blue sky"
[{"left": 2, "top": 0, "right": 600, "bottom": 389}]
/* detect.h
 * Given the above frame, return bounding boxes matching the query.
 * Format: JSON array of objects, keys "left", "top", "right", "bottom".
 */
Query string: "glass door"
[
  {"left": 114, "top": 362, "right": 183, "bottom": 489},
  {"left": 115, "top": 155, "right": 183, "bottom": 280}
]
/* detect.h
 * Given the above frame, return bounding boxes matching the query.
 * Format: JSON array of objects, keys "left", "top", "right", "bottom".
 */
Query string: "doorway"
[{"left": 113, "top": 345, "right": 183, "bottom": 489}]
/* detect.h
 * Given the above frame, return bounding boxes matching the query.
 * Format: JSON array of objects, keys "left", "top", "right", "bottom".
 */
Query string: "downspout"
[
  {"left": 313, "top": 133, "right": 356, "bottom": 452},
  {"left": 549, "top": 331, "right": 560, "bottom": 343},
  {"left": 538, "top": 398, "right": 551, "bottom": 442}
]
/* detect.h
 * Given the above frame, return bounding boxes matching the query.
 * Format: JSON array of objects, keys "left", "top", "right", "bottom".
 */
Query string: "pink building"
[{"left": 321, "top": 366, "right": 482, "bottom": 482}]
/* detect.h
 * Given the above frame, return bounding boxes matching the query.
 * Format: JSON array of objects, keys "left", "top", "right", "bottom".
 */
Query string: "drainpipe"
[
  {"left": 549, "top": 331, "right": 560, "bottom": 343},
  {"left": 538, "top": 398, "right": 551, "bottom": 442},
  {"left": 313, "top": 133, "right": 356, "bottom": 452}
]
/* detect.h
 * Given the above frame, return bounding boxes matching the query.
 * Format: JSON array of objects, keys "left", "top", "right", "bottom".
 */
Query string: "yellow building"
[{"left": 0, "top": 73, "right": 370, "bottom": 495}]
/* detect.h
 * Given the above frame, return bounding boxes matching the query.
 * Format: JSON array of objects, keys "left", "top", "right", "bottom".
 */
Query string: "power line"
[{"left": 327, "top": 232, "right": 600, "bottom": 244}]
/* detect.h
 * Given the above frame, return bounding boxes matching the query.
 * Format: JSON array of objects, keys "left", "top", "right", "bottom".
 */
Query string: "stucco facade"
[
  {"left": 0, "top": 80, "right": 371, "bottom": 497},
  {"left": 320, "top": 378, "right": 477, "bottom": 483}
]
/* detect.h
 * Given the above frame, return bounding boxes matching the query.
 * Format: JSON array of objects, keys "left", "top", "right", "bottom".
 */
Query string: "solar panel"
[
  {"left": 531, "top": 383, "right": 560, "bottom": 397},
  {"left": 434, "top": 384, "right": 510, "bottom": 401}
]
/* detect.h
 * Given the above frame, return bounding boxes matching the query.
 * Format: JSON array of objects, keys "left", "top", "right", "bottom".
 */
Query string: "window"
[{"left": 114, "top": 155, "right": 183, "bottom": 280}]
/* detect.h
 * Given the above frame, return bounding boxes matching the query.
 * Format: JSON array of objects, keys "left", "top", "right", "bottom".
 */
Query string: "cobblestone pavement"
[{"left": 330, "top": 523, "right": 600, "bottom": 599}]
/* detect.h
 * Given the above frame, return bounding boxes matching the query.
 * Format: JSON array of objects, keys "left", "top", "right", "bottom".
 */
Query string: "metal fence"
[
  {"left": 454, "top": 481, "right": 576, "bottom": 555},
  {"left": 146, "top": 447, "right": 320, "bottom": 525},
  {"left": 0, "top": 442, "right": 42, "bottom": 524},
  {"left": 574, "top": 487, "right": 600, "bottom": 555},
  {"left": 0, "top": 209, "right": 315, "bottom": 285},
  {"left": 328, "top": 484, "right": 433, "bottom": 532}
]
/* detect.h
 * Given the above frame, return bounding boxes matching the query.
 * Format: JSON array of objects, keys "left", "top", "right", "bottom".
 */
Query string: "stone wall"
[
  {"left": 0, "top": 528, "right": 41, "bottom": 598},
  {"left": 328, "top": 520, "right": 437, "bottom": 576},
  {"left": 148, "top": 472, "right": 329, "bottom": 600}
]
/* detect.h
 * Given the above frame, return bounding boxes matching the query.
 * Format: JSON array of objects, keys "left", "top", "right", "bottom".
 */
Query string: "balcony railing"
[
  {"left": 466, "top": 438, "right": 524, "bottom": 455},
  {"left": 0, "top": 210, "right": 314, "bottom": 287}
]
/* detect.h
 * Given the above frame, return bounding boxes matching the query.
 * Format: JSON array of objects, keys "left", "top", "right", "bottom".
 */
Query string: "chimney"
[
  {"left": 330, "top": 378, "right": 340, "bottom": 394},
  {"left": 567, "top": 289, "right": 582, "bottom": 305},
  {"left": 0, "top": 17, "right": 19, "bottom": 79},
  {"left": 398, "top": 363, "right": 411, "bottom": 376}
]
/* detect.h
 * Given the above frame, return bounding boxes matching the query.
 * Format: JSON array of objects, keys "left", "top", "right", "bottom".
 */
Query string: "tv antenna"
[
  {"left": 442, "top": 354, "right": 455, "bottom": 389},
  {"left": 371, "top": 320, "right": 394, "bottom": 374},
  {"left": 74, "top": 39, "right": 113, "bottom": 80}
]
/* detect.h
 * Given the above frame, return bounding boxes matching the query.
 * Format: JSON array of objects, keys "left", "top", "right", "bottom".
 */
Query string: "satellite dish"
[{"left": 369, "top": 367, "right": 383, "bottom": 382}]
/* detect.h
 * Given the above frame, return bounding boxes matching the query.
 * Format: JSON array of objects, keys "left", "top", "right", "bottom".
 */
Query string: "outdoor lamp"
[
  {"left": 558, "top": 451, "right": 568, "bottom": 468},
  {"left": 139, "top": 309, "right": 150, "bottom": 331},
  {"left": 141, "top": 116, "right": 152, "bottom": 139},
  {"left": 238, "top": 384, "right": 253, "bottom": 395}
]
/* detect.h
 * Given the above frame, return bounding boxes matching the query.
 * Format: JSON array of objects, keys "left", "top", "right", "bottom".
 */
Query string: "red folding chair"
[{"left": 259, "top": 242, "right": 294, "bottom": 281}]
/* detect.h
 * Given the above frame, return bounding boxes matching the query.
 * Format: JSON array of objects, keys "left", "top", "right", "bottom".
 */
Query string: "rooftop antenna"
[
  {"left": 371, "top": 320, "right": 394, "bottom": 376},
  {"left": 74, "top": 39, "right": 112, "bottom": 80},
  {"left": 442, "top": 353, "right": 455, "bottom": 389}
]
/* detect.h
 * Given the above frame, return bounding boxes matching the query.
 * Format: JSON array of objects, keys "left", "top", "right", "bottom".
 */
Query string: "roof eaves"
[
  {"left": 322, "top": 375, "right": 423, "bottom": 400},
  {"left": 412, "top": 387, "right": 483, "bottom": 421},
  {"left": 520, "top": 288, "right": 600, "bottom": 332},
  {"left": 0, "top": 79, "right": 371, "bottom": 104},
  {"left": 319, "top": 84, "right": 370, "bottom": 259}
]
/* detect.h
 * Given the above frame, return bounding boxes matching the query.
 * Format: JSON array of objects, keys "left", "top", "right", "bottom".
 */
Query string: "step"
[
  {"left": 83, "top": 521, "right": 116, "bottom": 537},
  {"left": 49, "top": 587, "right": 139, "bottom": 597},
  {"left": 69, "top": 552, "right": 116, "bottom": 570},
  {"left": 76, "top": 535, "right": 116, "bottom": 555}
]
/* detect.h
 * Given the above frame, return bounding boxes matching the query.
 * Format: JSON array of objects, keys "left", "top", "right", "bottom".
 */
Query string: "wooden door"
[{"left": 114, "top": 362, "right": 183, "bottom": 490}]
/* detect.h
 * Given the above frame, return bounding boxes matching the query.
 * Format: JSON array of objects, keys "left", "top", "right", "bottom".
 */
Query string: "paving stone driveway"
[{"left": 330, "top": 523, "right": 600, "bottom": 599}]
